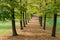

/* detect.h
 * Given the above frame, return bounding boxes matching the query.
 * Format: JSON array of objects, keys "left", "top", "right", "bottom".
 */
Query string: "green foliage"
[
  {"left": 0, "top": 0, "right": 60, "bottom": 21},
  {"left": 20, "top": 6, "right": 27, "bottom": 12},
  {"left": 0, "top": 0, "right": 25, "bottom": 21},
  {"left": 39, "top": 0, "right": 60, "bottom": 16}
]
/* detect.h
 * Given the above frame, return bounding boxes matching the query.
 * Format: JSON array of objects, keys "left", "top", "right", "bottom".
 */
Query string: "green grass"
[
  {"left": 0, "top": 20, "right": 20, "bottom": 35},
  {"left": 46, "top": 18, "right": 60, "bottom": 30},
  {"left": 46, "top": 17, "right": 60, "bottom": 36}
]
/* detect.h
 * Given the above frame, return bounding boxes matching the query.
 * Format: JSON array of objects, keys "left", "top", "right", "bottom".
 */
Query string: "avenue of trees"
[
  {"left": 0, "top": 0, "right": 60, "bottom": 37},
  {"left": 39, "top": 0, "right": 60, "bottom": 37},
  {"left": 0, "top": 0, "right": 32, "bottom": 36}
]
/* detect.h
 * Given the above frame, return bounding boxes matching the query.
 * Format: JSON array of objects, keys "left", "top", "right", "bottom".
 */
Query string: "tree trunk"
[
  {"left": 20, "top": 20, "right": 23, "bottom": 30},
  {"left": 20, "top": 11, "right": 23, "bottom": 30},
  {"left": 41, "top": 17, "right": 42, "bottom": 27},
  {"left": 39, "top": 16, "right": 42, "bottom": 27},
  {"left": 12, "top": 8, "right": 18, "bottom": 36},
  {"left": 25, "top": 12, "right": 27, "bottom": 24},
  {"left": 26, "top": 19, "right": 27, "bottom": 24},
  {"left": 39, "top": 17, "right": 40, "bottom": 26},
  {"left": 23, "top": 12, "right": 25, "bottom": 27},
  {"left": 52, "top": 14, "right": 57, "bottom": 37},
  {"left": 24, "top": 12, "right": 27, "bottom": 27},
  {"left": 43, "top": 14, "right": 46, "bottom": 30}
]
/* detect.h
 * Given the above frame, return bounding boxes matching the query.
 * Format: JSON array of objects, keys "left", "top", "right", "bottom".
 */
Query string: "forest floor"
[{"left": 0, "top": 17, "right": 60, "bottom": 40}]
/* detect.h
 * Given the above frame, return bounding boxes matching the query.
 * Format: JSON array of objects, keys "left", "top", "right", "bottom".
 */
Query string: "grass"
[
  {"left": 46, "top": 18, "right": 60, "bottom": 36},
  {"left": 46, "top": 18, "right": 60, "bottom": 30},
  {"left": 0, "top": 20, "right": 20, "bottom": 35}
]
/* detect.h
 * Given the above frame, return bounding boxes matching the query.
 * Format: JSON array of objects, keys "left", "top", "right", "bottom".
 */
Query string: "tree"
[
  {"left": 0, "top": 0, "right": 20, "bottom": 36},
  {"left": 11, "top": 8, "right": 18, "bottom": 36},
  {"left": 51, "top": 0, "right": 59, "bottom": 37},
  {"left": 52, "top": 13, "right": 57, "bottom": 37}
]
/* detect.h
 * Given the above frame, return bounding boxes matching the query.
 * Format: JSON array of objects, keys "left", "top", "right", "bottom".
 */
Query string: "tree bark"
[
  {"left": 39, "top": 17, "right": 40, "bottom": 26},
  {"left": 41, "top": 16, "right": 42, "bottom": 27},
  {"left": 12, "top": 8, "right": 18, "bottom": 36},
  {"left": 52, "top": 14, "right": 57, "bottom": 37},
  {"left": 43, "top": 14, "right": 46, "bottom": 30},
  {"left": 20, "top": 20, "right": 23, "bottom": 30},
  {"left": 25, "top": 12, "right": 27, "bottom": 24},
  {"left": 20, "top": 11, "right": 24, "bottom": 30},
  {"left": 23, "top": 12, "right": 25, "bottom": 27},
  {"left": 39, "top": 16, "right": 42, "bottom": 27}
]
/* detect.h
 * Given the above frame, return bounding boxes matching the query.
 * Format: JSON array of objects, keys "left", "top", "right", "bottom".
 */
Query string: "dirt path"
[{"left": 0, "top": 17, "right": 60, "bottom": 40}]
